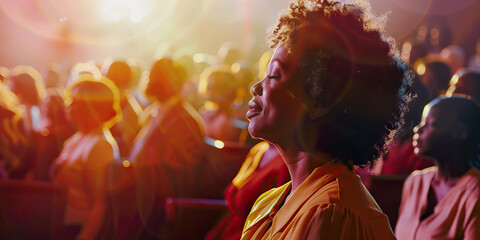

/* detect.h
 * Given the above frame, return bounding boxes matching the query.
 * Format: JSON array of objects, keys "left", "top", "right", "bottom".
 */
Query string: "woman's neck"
[{"left": 275, "top": 144, "right": 332, "bottom": 199}]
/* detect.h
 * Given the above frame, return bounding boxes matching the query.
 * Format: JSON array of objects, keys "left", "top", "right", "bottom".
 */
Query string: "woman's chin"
[{"left": 247, "top": 122, "right": 266, "bottom": 140}]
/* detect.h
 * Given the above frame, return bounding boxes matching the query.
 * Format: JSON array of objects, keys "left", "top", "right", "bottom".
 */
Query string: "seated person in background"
[
  {"left": 396, "top": 96, "right": 480, "bottom": 239},
  {"left": 217, "top": 42, "right": 242, "bottom": 66},
  {"left": 0, "top": 82, "right": 28, "bottom": 179},
  {"left": 68, "top": 62, "right": 103, "bottom": 85},
  {"left": 102, "top": 59, "right": 143, "bottom": 158},
  {"left": 33, "top": 89, "right": 75, "bottom": 181},
  {"left": 231, "top": 60, "right": 255, "bottom": 108},
  {"left": 400, "top": 38, "right": 428, "bottom": 66},
  {"left": 206, "top": 141, "right": 289, "bottom": 240},
  {"left": 7, "top": 65, "right": 46, "bottom": 134},
  {"left": 51, "top": 75, "right": 121, "bottom": 240},
  {"left": 176, "top": 54, "right": 204, "bottom": 110},
  {"left": 44, "top": 63, "right": 66, "bottom": 89},
  {"left": 129, "top": 58, "right": 206, "bottom": 239},
  {"left": 413, "top": 57, "right": 452, "bottom": 101},
  {"left": 378, "top": 76, "right": 435, "bottom": 175},
  {"left": 446, "top": 68, "right": 480, "bottom": 104},
  {"left": 440, "top": 45, "right": 466, "bottom": 74},
  {"left": 468, "top": 39, "right": 480, "bottom": 70},
  {"left": 6, "top": 66, "right": 46, "bottom": 179},
  {"left": 241, "top": 0, "right": 410, "bottom": 239},
  {"left": 198, "top": 65, "right": 244, "bottom": 142}
]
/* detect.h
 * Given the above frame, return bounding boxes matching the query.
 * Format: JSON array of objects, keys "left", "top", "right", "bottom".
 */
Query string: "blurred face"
[
  {"left": 65, "top": 95, "right": 84, "bottom": 127},
  {"left": 64, "top": 87, "right": 106, "bottom": 128},
  {"left": 247, "top": 45, "right": 310, "bottom": 143},
  {"left": 412, "top": 104, "right": 452, "bottom": 158}
]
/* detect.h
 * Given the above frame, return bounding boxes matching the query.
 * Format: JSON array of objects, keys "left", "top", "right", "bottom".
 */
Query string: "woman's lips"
[{"left": 246, "top": 100, "right": 262, "bottom": 120}]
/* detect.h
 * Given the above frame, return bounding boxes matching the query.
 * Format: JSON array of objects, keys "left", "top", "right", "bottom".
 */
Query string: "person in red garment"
[
  {"left": 205, "top": 141, "right": 289, "bottom": 240},
  {"left": 240, "top": 0, "right": 411, "bottom": 239},
  {"left": 129, "top": 58, "right": 207, "bottom": 239},
  {"left": 395, "top": 96, "right": 480, "bottom": 239},
  {"left": 33, "top": 89, "right": 75, "bottom": 181}
]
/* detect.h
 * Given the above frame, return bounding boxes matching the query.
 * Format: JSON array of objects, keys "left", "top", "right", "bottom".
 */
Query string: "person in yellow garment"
[{"left": 241, "top": 0, "right": 411, "bottom": 239}]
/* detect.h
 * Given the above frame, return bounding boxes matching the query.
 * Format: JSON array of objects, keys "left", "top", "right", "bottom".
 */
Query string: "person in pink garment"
[{"left": 396, "top": 95, "right": 480, "bottom": 239}]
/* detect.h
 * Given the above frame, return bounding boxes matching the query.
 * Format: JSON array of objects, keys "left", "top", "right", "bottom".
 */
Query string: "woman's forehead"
[{"left": 269, "top": 45, "right": 289, "bottom": 68}]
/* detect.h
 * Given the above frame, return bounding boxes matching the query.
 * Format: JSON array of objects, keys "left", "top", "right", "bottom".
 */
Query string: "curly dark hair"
[{"left": 267, "top": 0, "right": 412, "bottom": 166}]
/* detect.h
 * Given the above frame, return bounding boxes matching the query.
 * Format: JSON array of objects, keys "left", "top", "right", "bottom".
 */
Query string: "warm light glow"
[
  {"left": 400, "top": 42, "right": 412, "bottom": 63},
  {"left": 204, "top": 137, "right": 225, "bottom": 149},
  {"left": 446, "top": 74, "right": 459, "bottom": 96},
  {"left": 416, "top": 63, "right": 426, "bottom": 76},
  {"left": 40, "top": 129, "right": 50, "bottom": 136},
  {"left": 214, "top": 140, "right": 225, "bottom": 149},
  {"left": 450, "top": 74, "right": 459, "bottom": 86},
  {"left": 101, "top": 0, "right": 155, "bottom": 23},
  {"left": 445, "top": 86, "right": 455, "bottom": 97},
  {"left": 122, "top": 160, "right": 131, "bottom": 168},
  {"left": 231, "top": 63, "right": 241, "bottom": 73}
]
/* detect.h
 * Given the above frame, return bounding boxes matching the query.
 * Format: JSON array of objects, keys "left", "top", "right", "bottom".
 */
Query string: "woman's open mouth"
[{"left": 246, "top": 99, "right": 262, "bottom": 120}]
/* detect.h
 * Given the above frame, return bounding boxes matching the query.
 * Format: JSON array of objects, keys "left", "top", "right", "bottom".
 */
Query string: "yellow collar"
[
  {"left": 242, "top": 161, "right": 348, "bottom": 236},
  {"left": 232, "top": 141, "right": 270, "bottom": 188}
]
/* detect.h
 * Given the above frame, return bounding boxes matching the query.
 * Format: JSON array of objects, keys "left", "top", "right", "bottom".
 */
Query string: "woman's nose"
[{"left": 250, "top": 79, "right": 263, "bottom": 97}]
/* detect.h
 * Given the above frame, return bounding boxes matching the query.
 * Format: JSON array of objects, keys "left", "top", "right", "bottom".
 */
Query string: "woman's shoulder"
[
  {"left": 297, "top": 171, "right": 379, "bottom": 214},
  {"left": 404, "top": 166, "right": 438, "bottom": 187},
  {"left": 296, "top": 174, "right": 395, "bottom": 238},
  {"left": 460, "top": 168, "right": 480, "bottom": 200},
  {"left": 292, "top": 202, "right": 395, "bottom": 239},
  {"left": 80, "top": 133, "right": 115, "bottom": 164},
  {"left": 409, "top": 166, "right": 438, "bottom": 177}
]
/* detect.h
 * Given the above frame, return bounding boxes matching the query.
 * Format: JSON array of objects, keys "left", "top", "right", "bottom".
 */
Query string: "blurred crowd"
[{"left": 0, "top": 18, "right": 479, "bottom": 239}]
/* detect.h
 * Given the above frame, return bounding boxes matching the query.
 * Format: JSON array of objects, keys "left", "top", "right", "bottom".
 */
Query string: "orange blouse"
[{"left": 241, "top": 162, "right": 395, "bottom": 240}]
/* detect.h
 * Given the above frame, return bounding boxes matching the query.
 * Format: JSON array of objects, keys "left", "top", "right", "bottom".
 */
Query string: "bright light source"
[
  {"left": 130, "top": 12, "right": 143, "bottom": 23},
  {"left": 450, "top": 74, "right": 459, "bottom": 86},
  {"left": 416, "top": 63, "right": 426, "bottom": 76},
  {"left": 214, "top": 140, "right": 225, "bottom": 149},
  {"left": 101, "top": 0, "right": 152, "bottom": 23},
  {"left": 231, "top": 63, "right": 241, "bottom": 73}
]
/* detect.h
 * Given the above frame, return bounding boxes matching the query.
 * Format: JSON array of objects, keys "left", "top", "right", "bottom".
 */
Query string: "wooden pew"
[{"left": 0, "top": 179, "right": 66, "bottom": 240}]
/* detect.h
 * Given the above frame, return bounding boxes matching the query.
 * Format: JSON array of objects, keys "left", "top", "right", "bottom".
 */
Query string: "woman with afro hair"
[{"left": 241, "top": 0, "right": 411, "bottom": 239}]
